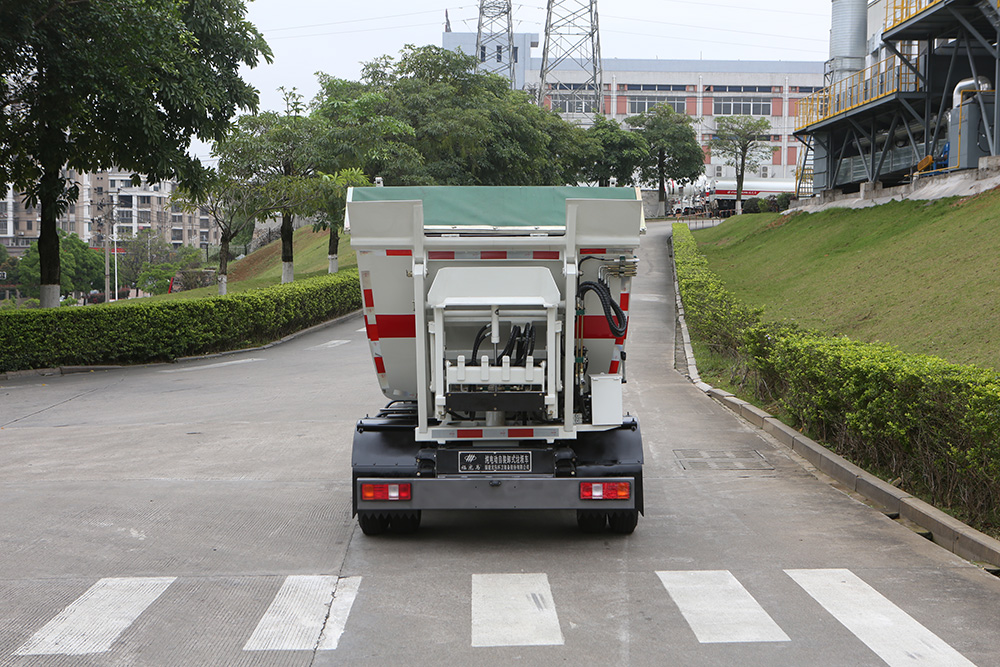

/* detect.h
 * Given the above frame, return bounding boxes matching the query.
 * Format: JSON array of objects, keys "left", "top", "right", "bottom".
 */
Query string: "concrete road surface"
[{"left": 1, "top": 221, "right": 998, "bottom": 666}]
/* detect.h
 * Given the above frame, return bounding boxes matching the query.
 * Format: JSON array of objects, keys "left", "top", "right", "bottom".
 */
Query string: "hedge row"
[
  {"left": 672, "top": 223, "right": 1000, "bottom": 528},
  {"left": 0, "top": 270, "right": 361, "bottom": 372}
]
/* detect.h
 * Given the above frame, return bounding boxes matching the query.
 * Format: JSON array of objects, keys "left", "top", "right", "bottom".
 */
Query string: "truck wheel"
[
  {"left": 390, "top": 511, "right": 422, "bottom": 534},
  {"left": 576, "top": 510, "right": 607, "bottom": 533},
  {"left": 358, "top": 512, "right": 390, "bottom": 536},
  {"left": 608, "top": 510, "right": 638, "bottom": 535}
]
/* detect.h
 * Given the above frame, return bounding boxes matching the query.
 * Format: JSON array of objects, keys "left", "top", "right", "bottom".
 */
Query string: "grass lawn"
[
  {"left": 692, "top": 190, "right": 1000, "bottom": 371},
  {"left": 137, "top": 227, "right": 357, "bottom": 302}
]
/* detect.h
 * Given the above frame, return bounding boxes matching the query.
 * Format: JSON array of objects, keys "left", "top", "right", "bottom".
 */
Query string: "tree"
[
  {"left": 216, "top": 89, "right": 328, "bottom": 284},
  {"left": 710, "top": 116, "right": 775, "bottom": 215},
  {"left": 1, "top": 0, "right": 271, "bottom": 307},
  {"left": 583, "top": 115, "right": 649, "bottom": 187},
  {"left": 627, "top": 104, "right": 705, "bottom": 216},
  {"left": 175, "top": 173, "right": 283, "bottom": 294},
  {"left": 17, "top": 232, "right": 103, "bottom": 299},
  {"left": 314, "top": 169, "right": 370, "bottom": 274},
  {"left": 356, "top": 45, "right": 591, "bottom": 186},
  {"left": 116, "top": 228, "right": 175, "bottom": 289}
]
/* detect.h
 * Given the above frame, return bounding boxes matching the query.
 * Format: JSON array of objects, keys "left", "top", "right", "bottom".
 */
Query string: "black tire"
[
  {"left": 608, "top": 510, "right": 639, "bottom": 535},
  {"left": 390, "top": 511, "right": 422, "bottom": 534},
  {"left": 357, "top": 512, "right": 390, "bottom": 536},
  {"left": 576, "top": 510, "right": 607, "bottom": 533}
]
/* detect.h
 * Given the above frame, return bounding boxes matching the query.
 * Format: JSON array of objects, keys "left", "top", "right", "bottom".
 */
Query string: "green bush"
[
  {"left": 673, "top": 223, "right": 1000, "bottom": 529},
  {"left": 0, "top": 270, "right": 361, "bottom": 372}
]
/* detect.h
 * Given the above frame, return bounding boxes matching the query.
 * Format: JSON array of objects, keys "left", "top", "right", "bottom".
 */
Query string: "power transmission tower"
[
  {"left": 538, "top": 0, "right": 603, "bottom": 116},
  {"left": 476, "top": 0, "right": 516, "bottom": 88}
]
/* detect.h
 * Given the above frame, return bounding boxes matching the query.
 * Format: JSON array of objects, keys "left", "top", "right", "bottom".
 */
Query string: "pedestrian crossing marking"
[
  {"left": 244, "top": 576, "right": 361, "bottom": 652},
  {"left": 471, "top": 573, "right": 564, "bottom": 647},
  {"left": 15, "top": 577, "right": 175, "bottom": 656},
  {"left": 656, "top": 570, "right": 790, "bottom": 643},
  {"left": 786, "top": 569, "right": 976, "bottom": 667}
]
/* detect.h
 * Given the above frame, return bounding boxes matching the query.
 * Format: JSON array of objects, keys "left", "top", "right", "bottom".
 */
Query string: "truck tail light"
[
  {"left": 361, "top": 483, "right": 412, "bottom": 501},
  {"left": 580, "top": 481, "right": 630, "bottom": 500}
]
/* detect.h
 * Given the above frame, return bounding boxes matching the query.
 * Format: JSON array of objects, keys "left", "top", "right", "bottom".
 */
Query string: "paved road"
[{"left": 1, "top": 221, "right": 999, "bottom": 666}]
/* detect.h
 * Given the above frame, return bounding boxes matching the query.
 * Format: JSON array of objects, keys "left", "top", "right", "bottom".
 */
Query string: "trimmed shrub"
[
  {"left": 673, "top": 223, "right": 1000, "bottom": 528},
  {"left": 0, "top": 270, "right": 361, "bottom": 372}
]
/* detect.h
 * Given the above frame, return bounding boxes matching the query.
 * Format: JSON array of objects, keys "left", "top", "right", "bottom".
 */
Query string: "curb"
[
  {"left": 1, "top": 310, "right": 363, "bottom": 381},
  {"left": 670, "top": 227, "right": 1000, "bottom": 570}
]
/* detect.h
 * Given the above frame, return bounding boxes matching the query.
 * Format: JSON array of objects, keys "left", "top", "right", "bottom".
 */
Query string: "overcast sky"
[{"left": 193, "top": 0, "right": 833, "bottom": 161}]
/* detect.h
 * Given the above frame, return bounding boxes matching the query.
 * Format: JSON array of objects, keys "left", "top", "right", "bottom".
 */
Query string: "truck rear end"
[{"left": 347, "top": 186, "right": 644, "bottom": 534}]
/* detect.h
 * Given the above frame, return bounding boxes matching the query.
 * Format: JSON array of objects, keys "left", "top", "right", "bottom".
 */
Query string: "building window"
[
  {"left": 172, "top": 229, "right": 183, "bottom": 241},
  {"left": 138, "top": 195, "right": 151, "bottom": 206},
  {"left": 118, "top": 210, "right": 132, "bottom": 223},
  {"left": 118, "top": 194, "right": 132, "bottom": 207},
  {"left": 513, "top": 46, "right": 518, "bottom": 63},
  {"left": 549, "top": 94, "right": 599, "bottom": 114},
  {"left": 480, "top": 46, "right": 486, "bottom": 62},
  {"left": 496, "top": 45, "right": 502, "bottom": 62},
  {"left": 713, "top": 96, "right": 771, "bottom": 115},
  {"left": 137, "top": 210, "right": 151, "bottom": 223},
  {"left": 627, "top": 96, "right": 685, "bottom": 114}
]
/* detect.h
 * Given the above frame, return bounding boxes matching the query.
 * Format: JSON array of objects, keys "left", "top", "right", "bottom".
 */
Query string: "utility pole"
[
  {"left": 475, "top": 0, "right": 516, "bottom": 88},
  {"left": 538, "top": 0, "right": 603, "bottom": 118}
]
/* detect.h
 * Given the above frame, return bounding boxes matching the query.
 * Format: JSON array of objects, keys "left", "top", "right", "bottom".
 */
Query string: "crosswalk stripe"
[
  {"left": 786, "top": 569, "right": 976, "bottom": 666},
  {"left": 471, "top": 573, "right": 564, "bottom": 647},
  {"left": 15, "top": 577, "right": 175, "bottom": 656},
  {"left": 656, "top": 570, "right": 790, "bottom": 643},
  {"left": 243, "top": 576, "right": 361, "bottom": 652}
]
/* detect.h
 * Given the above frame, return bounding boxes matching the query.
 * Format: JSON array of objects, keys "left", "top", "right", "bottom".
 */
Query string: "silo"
[{"left": 829, "top": 0, "right": 868, "bottom": 82}]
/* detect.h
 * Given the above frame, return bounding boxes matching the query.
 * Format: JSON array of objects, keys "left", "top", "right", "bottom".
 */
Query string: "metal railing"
[
  {"left": 886, "top": 0, "right": 1000, "bottom": 30},
  {"left": 796, "top": 54, "right": 922, "bottom": 130}
]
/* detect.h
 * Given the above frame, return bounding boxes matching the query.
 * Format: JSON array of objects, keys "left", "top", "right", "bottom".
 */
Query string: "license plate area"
[{"left": 458, "top": 450, "right": 532, "bottom": 473}]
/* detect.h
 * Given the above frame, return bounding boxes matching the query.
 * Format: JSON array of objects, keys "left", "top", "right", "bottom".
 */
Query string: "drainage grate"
[{"left": 674, "top": 449, "right": 774, "bottom": 471}]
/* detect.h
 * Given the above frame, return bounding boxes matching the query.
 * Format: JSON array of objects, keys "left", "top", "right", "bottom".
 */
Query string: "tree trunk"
[
  {"left": 657, "top": 148, "right": 667, "bottom": 218},
  {"left": 38, "top": 161, "right": 62, "bottom": 308},
  {"left": 280, "top": 209, "right": 294, "bottom": 283},
  {"left": 219, "top": 234, "right": 230, "bottom": 296},
  {"left": 328, "top": 226, "right": 339, "bottom": 274},
  {"left": 735, "top": 158, "right": 745, "bottom": 216}
]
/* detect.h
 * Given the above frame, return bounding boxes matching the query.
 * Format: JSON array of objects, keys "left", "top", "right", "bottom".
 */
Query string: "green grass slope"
[
  {"left": 693, "top": 190, "right": 1000, "bottom": 370},
  {"left": 143, "top": 227, "right": 357, "bottom": 302}
]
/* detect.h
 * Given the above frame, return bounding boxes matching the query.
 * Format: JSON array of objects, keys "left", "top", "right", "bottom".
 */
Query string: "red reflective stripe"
[
  {"left": 374, "top": 357, "right": 386, "bottom": 373},
  {"left": 581, "top": 315, "right": 620, "bottom": 339},
  {"left": 480, "top": 250, "right": 507, "bottom": 260},
  {"left": 386, "top": 249, "right": 412, "bottom": 256},
  {"left": 457, "top": 429, "right": 483, "bottom": 438},
  {"left": 533, "top": 251, "right": 560, "bottom": 260},
  {"left": 363, "top": 289, "right": 375, "bottom": 308},
  {"left": 508, "top": 428, "right": 534, "bottom": 438},
  {"left": 609, "top": 360, "right": 620, "bottom": 374},
  {"left": 365, "top": 320, "right": 380, "bottom": 342},
  {"left": 377, "top": 314, "right": 416, "bottom": 338},
  {"left": 580, "top": 248, "right": 606, "bottom": 255},
  {"left": 428, "top": 251, "right": 455, "bottom": 260},
  {"left": 619, "top": 293, "right": 630, "bottom": 310}
]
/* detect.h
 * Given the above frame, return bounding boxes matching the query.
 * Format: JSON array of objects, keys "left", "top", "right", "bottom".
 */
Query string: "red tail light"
[
  {"left": 579, "top": 481, "right": 630, "bottom": 500},
  {"left": 361, "top": 483, "right": 412, "bottom": 501}
]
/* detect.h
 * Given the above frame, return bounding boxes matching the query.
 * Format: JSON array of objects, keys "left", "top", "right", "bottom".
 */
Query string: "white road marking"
[
  {"left": 160, "top": 358, "right": 264, "bottom": 373},
  {"left": 15, "top": 577, "right": 175, "bottom": 655},
  {"left": 656, "top": 570, "right": 790, "bottom": 643},
  {"left": 356, "top": 327, "right": 367, "bottom": 333},
  {"left": 471, "top": 573, "right": 564, "bottom": 647},
  {"left": 786, "top": 569, "right": 976, "bottom": 666},
  {"left": 244, "top": 576, "right": 361, "bottom": 652},
  {"left": 307, "top": 339, "right": 350, "bottom": 350}
]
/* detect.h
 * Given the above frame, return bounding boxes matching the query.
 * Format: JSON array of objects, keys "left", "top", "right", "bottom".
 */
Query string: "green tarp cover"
[{"left": 348, "top": 186, "right": 638, "bottom": 228}]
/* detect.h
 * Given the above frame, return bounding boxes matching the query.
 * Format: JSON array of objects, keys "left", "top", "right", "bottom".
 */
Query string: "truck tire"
[
  {"left": 576, "top": 510, "right": 607, "bottom": 533},
  {"left": 390, "top": 511, "right": 422, "bottom": 534},
  {"left": 358, "top": 512, "right": 390, "bottom": 536},
  {"left": 608, "top": 510, "right": 638, "bottom": 535}
]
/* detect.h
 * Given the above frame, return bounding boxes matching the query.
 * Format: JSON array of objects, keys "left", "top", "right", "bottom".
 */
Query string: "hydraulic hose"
[{"left": 578, "top": 281, "right": 628, "bottom": 338}]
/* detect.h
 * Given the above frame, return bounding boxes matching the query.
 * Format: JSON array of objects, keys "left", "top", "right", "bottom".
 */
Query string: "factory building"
[
  {"left": 794, "top": 0, "right": 1000, "bottom": 193},
  {"left": 443, "top": 33, "right": 825, "bottom": 184}
]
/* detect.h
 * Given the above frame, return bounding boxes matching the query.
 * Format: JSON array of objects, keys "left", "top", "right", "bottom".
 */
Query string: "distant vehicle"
[{"left": 708, "top": 179, "right": 796, "bottom": 216}]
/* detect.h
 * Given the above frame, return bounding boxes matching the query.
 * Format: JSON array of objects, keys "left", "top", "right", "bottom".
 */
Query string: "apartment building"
[{"left": 1, "top": 170, "right": 219, "bottom": 258}]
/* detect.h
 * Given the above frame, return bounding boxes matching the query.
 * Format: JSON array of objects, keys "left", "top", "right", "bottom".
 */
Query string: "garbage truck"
[{"left": 346, "top": 186, "right": 644, "bottom": 535}]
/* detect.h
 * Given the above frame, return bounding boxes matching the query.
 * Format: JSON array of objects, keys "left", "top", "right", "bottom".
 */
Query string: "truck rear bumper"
[{"left": 355, "top": 476, "right": 638, "bottom": 511}]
